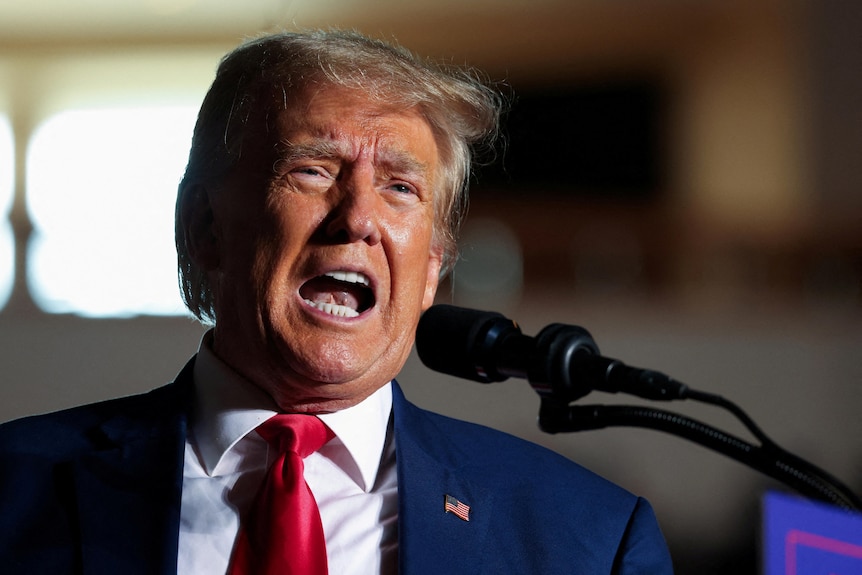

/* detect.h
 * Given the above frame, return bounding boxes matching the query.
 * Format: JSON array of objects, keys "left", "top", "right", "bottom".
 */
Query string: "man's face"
[{"left": 201, "top": 86, "right": 443, "bottom": 412}]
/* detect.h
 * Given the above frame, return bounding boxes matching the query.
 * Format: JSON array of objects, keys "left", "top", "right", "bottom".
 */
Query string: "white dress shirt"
[{"left": 177, "top": 332, "right": 398, "bottom": 574}]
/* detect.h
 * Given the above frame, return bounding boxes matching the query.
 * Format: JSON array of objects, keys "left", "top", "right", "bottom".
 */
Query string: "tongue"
[{"left": 300, "top": 276, "right": 363, "bottom": 311}]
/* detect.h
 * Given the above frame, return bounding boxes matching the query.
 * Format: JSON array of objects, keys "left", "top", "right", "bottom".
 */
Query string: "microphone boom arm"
[
  {"left": 539, "top": 399, "right": 862, "bottom": 511},
  {"left": 415, "top": 305, "right": 862, "bottom": 512}
]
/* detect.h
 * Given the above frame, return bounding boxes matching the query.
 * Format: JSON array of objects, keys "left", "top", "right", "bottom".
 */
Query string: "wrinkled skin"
[{"left": 185, "top": 86, "right": 444, "bottom": 413}]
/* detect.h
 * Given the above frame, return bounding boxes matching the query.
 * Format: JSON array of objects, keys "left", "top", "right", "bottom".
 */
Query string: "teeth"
[
  {"left": 325, "top": 271, "right": 370, "bottom": 286},
  {"left": 304, "top": 299, "right": 360, "bottom": 318}
]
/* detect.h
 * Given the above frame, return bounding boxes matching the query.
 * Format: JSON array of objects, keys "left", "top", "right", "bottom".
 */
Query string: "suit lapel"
[
  {"left": 392, "top": 383, "right": 494, "bottom": 575},
  {"left": 73, "top": 364, "right": 193, "bottom": 575}
]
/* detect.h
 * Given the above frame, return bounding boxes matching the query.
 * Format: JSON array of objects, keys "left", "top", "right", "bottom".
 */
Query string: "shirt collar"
[
  {"left": 191, "top": 330, "right": 392, "bottom": 491},
  {"left": 317, "top": 385, "right": 392, "bottom": 492}
]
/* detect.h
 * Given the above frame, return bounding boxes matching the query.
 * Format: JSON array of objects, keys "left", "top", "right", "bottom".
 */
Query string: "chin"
[{"left": 279, "top": 377, "right": 381, "bottom": 413}]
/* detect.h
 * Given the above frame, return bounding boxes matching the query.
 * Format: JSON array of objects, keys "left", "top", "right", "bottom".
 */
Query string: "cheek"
[
  {"left": 220, "top": 207, "right": 295, "bottom": 291},
  {"left": 250, "top": 233, "right": 287, "bottom": 283},
  {"left": 392, "top": 225, "right": 435, "bottom": 274},
  {"left": 256, "top": 195, "right": 317, "bottom": 251},
  {"left": 385, "top": 221, "right": 414, "bottom": 247},
  {"left": 223, "top": 217, "right": 280, "bottom": 277}
]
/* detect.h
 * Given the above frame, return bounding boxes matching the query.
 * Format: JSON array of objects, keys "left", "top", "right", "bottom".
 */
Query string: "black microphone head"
[{"left": 416, "top": 304, "right": 516, "bottom": 383}]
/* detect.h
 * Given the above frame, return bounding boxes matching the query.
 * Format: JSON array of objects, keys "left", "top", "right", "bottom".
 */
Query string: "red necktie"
[{"left": 229, "top": 414, "right": 334, "bottom": 575}]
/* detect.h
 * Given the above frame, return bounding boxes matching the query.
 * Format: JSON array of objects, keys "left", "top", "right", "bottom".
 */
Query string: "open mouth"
[{"left": 299, "top": 271, "right": 375, "bottom": 318}]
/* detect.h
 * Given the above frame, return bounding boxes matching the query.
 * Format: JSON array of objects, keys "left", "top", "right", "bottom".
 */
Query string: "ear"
[
  {"left": 421, "top": 245, "right": 444, "bottom": 310},
  {"left": 180, "top": 183, "right": 220, "bottom": 270}
]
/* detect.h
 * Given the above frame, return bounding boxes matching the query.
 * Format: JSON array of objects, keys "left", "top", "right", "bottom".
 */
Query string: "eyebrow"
[
  {"left": 274, "top": 139, "right": 341, "bottom": 164},
  {"left": 274, "top": 138, "right": 431, "bottom": 178}
]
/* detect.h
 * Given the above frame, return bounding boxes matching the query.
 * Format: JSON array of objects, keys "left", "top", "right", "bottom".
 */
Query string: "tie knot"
[{"left": 257, "top": 414, "right": 333, "bottom": 458}]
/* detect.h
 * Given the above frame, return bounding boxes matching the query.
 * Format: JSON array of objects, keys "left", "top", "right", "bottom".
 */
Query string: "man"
[{"left": 0, "top": 31, "right": 673, "bottom": 574}]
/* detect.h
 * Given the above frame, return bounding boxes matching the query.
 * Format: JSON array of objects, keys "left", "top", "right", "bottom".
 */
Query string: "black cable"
[
  {"left": 539, "top": 401, "right": 862, "bottom": 511},
  {"left": 678, "top": 387, "right": 861, "bottom": 509},
  {"left": 682, "top": 388, "right": 779, "bottom": 449}
]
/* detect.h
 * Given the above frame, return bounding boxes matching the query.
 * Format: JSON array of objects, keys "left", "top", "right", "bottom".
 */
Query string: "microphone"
[{"left": 416, "top": 304, "right": 688, "bottom": 403}]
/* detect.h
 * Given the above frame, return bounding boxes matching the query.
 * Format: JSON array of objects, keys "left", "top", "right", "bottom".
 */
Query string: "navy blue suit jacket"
[{"left": 0, "top": 358, "right": 672, "bottom": 574}]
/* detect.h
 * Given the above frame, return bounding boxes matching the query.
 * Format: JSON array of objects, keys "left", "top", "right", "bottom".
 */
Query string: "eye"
[
  {"left": 389, "top": 182, "right": 415, "bottom": 194},
  {"left": 284, "top": 164, "right": 338, "bottom": 188},
  {"left": 294, "top": 166, "right": 330, "bottom": 178},
  {"left": 276, "top": 162, "right": 338, "bottom": 194}
]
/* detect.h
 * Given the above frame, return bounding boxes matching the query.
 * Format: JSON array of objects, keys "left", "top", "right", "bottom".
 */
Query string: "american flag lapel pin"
[{"left": 444, "top": 494, "right": 471, "bottom": 522}]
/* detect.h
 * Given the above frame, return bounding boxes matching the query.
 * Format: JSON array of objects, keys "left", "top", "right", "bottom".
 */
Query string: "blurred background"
[{"left": 1, "top": 1, "right": 860, "bottom": 573}]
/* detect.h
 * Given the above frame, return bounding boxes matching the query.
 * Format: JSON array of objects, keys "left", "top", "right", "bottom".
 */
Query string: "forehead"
[{"left": 270, "top": 86, "right": 440, "bottom": 166}]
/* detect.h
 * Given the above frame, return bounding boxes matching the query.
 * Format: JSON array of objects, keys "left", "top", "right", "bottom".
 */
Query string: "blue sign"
[{"left": 764, "top": 491, "right": 862, "bottom": 575}]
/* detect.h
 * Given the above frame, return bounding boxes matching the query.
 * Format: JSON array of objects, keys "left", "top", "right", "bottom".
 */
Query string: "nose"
[{"left": 324, "top": 179, "right": 382, "bottom": 245}]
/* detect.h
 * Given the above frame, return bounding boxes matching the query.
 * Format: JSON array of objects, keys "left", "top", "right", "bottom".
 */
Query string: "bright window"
[
  {"left": 0, "top": 115, "right": 13, "bottom": 309},
  {"left": 27, "top": 106, "right": 198, "bottom": 317}
]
